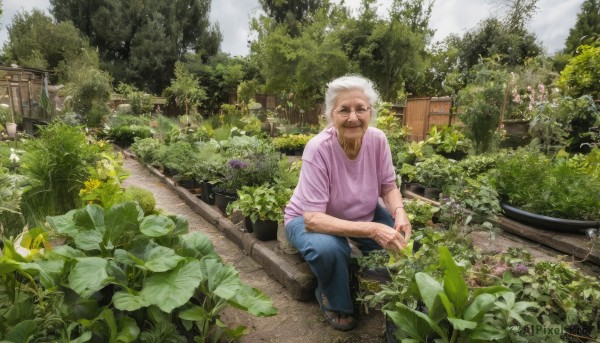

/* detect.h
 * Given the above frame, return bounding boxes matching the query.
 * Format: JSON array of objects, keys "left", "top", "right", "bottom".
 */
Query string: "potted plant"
[
  {"left": 0, "top": 104, "right": 17, "bottom": 138},
  {"left": 226, "top": 184, "right": 292, "bottom": 241}
]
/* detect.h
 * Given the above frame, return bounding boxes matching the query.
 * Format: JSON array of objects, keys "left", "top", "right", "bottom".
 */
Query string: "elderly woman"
[{"left": 284, "top": 75, "right": 411, "bottom": 331}]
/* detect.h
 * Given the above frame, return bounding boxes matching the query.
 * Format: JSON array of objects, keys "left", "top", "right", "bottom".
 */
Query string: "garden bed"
[{"left": 402, "top": 188, "right": 600, "bottom": 271}]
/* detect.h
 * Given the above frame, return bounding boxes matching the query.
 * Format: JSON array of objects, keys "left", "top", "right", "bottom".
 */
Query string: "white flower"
[{"left": 9, "top": 148, "right": 19, "bottom": 163}]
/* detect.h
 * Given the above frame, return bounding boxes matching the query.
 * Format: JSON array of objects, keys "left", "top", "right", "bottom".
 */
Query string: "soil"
[{"left": 121, "top": 155, "right": 387, "bottom": 343}]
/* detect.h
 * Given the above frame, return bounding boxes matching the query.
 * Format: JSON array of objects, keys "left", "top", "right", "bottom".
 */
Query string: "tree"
[
  {"left": 49, "top": 0, "right": 222, "bottom": 93},
  {"left": 556, "top": 45, "right": 600, "bottom": 99},
  {"left": 338, "top": 0, "right": 434, "bottom": 99},
  {"left": 564, "top": 0, "right": 600, "bottom": 54},
  {"left": 259, "top": 0, "right": 323, "bottom": 35},
  {"left": 165, "top": 61, "right": 207, "bottom": 115},
  {"left": 457, "top": 17, "right": 542, "bottom": 71},
  {"left": 2, "top": 9, "right": 90, "bottom": 72},
  {"left": 186, "top": 53, "right": 251, "bottom": 114}
]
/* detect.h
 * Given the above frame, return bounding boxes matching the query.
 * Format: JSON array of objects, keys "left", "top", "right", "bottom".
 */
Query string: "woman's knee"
[{"left": 305, "top": 235, "right": 351, "bottom": 264}]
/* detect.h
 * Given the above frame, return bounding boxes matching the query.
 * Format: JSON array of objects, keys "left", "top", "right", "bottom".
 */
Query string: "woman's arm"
[
  {"left": 304, "top": 211, "right": 407, "bottom": 251},
  {"left": 381, "top": 187, "right": 412, "bottom": 242}
]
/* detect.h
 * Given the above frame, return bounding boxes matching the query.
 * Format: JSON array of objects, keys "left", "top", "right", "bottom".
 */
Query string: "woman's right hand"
[{"left": 370, "top": 223, "right": 407, "bottom": 251}]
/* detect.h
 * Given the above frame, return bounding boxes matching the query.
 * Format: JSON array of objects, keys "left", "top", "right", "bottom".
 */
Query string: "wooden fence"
[{"left": 403, "top": 96, "right": 455, "bottom": 141}]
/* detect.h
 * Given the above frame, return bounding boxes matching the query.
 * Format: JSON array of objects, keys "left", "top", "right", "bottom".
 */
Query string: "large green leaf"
[
  {"left": 204, "top": 258, "right": 241, "bottom": 297},
  {"left": 49, "top": 245, "right": 86, "bottom": 259},
  {"left": 463, "top": 293, "right": 496, "bottom": 322},
  {"left": 415, "top": 272, "right": 441, "bottom": 310},
  {"left": 385, "top": 303, "right": 449, "bottom": 343},
  {"left": 140, "top": 259, "right": 203, "bottom": 312},
  {"left": 73, "top": 229, "right": 103, "bottom": 251},
  {"left": 180, "top": 231, "right": 216, "bottom": 258},
  {"left": 104, "top": 202, "right": 143, "bottom": 245},
  {"left": 169, "top": 214, "right": 189, "bottom": 236},
  {"left": 4, "top": 319, "right": 42, "bottom": 342},
  {"left": 447, "top": 317, "right": 477, "bottom": 331},
  {"left": 74, "top": 205, "right": 106, "bottom": 234},
  {"left": 68, "top": 257, "right": 109, "bottom": 297},
  {"left": 229, "top": 284, "right": 278, "bottom": 317},
  {"left": 143, "top": 245, "right": 184, "bottom": 272},
  {"left": 439, "top": 246, "right": 469, "bottom": 315},
  {"left": 46, "top": 210, "right": 78, "bottom": 238},
  {"left": 115, "top": 316, "right": 140, "bottom": 343},
  {"left": 139, "top": 215, "right": 175, "bottom": 238},
  {"left": 178, "top": 304, "right": 210, "bottom": 321},
  {"left": 113, "top": 292, "right": 149, "bottom": 311},
  {"left": 20, "top": 260, "right": 64, "bottom": 288},
  {"left": 469, "top": 323, "right": 507, "bottom": 341}
]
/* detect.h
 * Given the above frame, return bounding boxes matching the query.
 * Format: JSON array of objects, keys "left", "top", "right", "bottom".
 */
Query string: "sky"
[{"left": 0, "top": 0, "right": 585, "bottom": 57}]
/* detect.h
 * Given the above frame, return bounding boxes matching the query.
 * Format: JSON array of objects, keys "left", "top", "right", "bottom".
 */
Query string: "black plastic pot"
[
  {"left": 253, "top": 219, "right": 278, "bottom": 241},
  {"left": 213, "top": 190, "right": 237, "bottom": 214},
  {"left": 244, "top": 216, "right": 254, "bottom": 233},
  {"left": 406, "top": 182, "right": 425, "bottom": 196},
  {"left": 200, "top": 181, "right": 215, "bottom": 205},
  {"left": 423, "top": 187, "right": 441, "bottom": 200},
  {"left": 501, "top": 203, "right": 600, "bottom": 233}
]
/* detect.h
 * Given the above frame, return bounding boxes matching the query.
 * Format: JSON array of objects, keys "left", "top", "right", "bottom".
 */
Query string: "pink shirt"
[{"left": 284, "top": 126, "right": 397, "bottom": 226}]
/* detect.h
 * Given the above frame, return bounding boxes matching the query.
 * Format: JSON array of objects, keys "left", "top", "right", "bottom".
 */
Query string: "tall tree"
[
  {"left": 259, "top": 0, "right": 323, "bottom": 35},
  {"left": 3, "top": 9, "right": 90, "bottom": 72},
  {"left": 457, "top": 17, "right": 541, "bottom": 71},
  {"left": 564, "top": 0, "right": 600, "bottom": 53},
  {"left": 338, "top": 0, "right": 434, "bottom": 99},
  {"left": 49, "top": 0, "right": 222, "bottom": 93}
]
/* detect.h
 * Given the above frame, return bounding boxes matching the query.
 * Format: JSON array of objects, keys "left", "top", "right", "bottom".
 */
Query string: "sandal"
[{"left": 315, "top": 287, "right": 357, "bottom": 331}]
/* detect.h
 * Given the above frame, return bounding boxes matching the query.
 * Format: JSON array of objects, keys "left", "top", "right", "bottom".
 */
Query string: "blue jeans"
[{"left": 285, "top": 204, "right": 394, "bottom": 314}]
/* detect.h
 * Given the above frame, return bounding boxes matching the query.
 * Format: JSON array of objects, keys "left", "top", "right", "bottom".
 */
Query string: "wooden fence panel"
[{"left": 405, "top": 98, "right": 430, "bottom": 141}]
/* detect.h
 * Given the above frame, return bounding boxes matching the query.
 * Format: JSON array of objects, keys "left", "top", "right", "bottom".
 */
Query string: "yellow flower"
[{"left": 84, "top": 179, "right": 101, "bottom": 190}]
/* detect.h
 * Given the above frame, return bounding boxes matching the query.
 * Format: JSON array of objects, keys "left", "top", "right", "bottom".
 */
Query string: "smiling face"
[{"left": 331, "top": 89, "right": 372, "bottom": 143}]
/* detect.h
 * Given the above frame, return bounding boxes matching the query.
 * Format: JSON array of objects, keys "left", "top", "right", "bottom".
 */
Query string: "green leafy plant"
[
  {"left": 402, "top": 199, "right": 439, "bottom": 228},
  {"left": 20, "top": 122, "right": 102, "bottom": 227},
  {"left": 3, "top": 202, "right": 278, "bottom": 342},
  {"left": 227, "top": 184, "right": 292, "bottom": 223},
  {"left": 130, "top": 137, "right": 162, "bottom": 165},
  {"left": 121, "top": 186, "right": 156, "bottom": 215},
  {"left": 491, "top": 148, "right": 600, "bottom": 220},
  {"left": 413, "top": 155, "right": 459, "bottom": 189},
  {"left": 385, "top": 246, "right": 541, "bottom": 343},
  {"left": 272, "top": 134, "right": 313, "bottom": 151}
]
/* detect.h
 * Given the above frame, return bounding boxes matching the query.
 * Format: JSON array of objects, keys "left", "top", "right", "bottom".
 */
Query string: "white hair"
[{"left": 324, "top": 75, "right": 379, "bottom": 122}]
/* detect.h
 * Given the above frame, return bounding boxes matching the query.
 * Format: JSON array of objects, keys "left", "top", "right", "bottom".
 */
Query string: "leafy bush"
[
  {"left": 457, "top": 63, "right": 507, "bottom": 154},
  {"left": 272, "top": 134, "right": 313, "bottom": 151},
  {"left": 20, "top": 122, "right": 101, "bottom": 227},
  {"left": 413, "top": 155, "right": 459, "bottom": 189},
  {"left": 130, "top": 137, "right": 162, "bottom": 164},
  {"left": 0, "top": 170, "right": 27, "bottom": 238},
  {"left": 491, "top": 148, "right": 600, "bottom": 220},
  {"left": 107, "top": 125, "right": 152, "bottom": 147},
  {"left": 121, "top": 186, "right": 156, "bottom": 215},
  {"left": 154, "top": 141, "right": 197, "bottom": 177},
  {"left": 556, "top": 45, "right": 600, "bottom": 99},
  {"left": 227, "top": 184, "right": 293, "bottom": 223},
  {"left": 0, "top": 202, "right": 277, "bottom": 342}
]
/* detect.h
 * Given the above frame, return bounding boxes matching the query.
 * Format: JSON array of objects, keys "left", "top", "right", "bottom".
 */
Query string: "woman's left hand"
[{"left": 394, "top": 208, "right": 412, "bottom": 243}]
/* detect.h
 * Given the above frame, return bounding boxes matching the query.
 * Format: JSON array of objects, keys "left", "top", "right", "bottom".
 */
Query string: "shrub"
[
  {"left": 130, "top": 137, "right": 162, "bottom": 164},
  {"left": 108, "top": 125, "right": 152, "bottom": 147},
  {"left": 121, "top": 186, "right": 156, "bottom": 215},
  {"left": 20, "top": 122, "right": 100, "bottom": 226}
]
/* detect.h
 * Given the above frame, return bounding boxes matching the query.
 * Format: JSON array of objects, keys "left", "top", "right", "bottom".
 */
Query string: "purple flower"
[
  {"left": 228, "top": 159, "right": 248, "bottom": 169},
  {"left": 513, "top": 264, "right": 529, "bottom": 275}
]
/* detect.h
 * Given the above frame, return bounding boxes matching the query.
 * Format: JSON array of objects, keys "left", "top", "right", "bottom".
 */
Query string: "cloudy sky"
[{"left": 0, "top": 0, "right": 585, "bottom": 56}]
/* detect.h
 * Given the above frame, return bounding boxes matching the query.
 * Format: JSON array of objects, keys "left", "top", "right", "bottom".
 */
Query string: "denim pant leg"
[
  {"left": 284, "top": 205, "right": 395, "bottom": 314},
  {"left": 285, "top": 216, "right": 353, "bottom": 314}
]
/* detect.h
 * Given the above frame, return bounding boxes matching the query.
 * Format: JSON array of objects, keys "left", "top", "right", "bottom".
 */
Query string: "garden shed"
[{"left": 0, "top": 65, "right": 52, "bottom": 135}]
